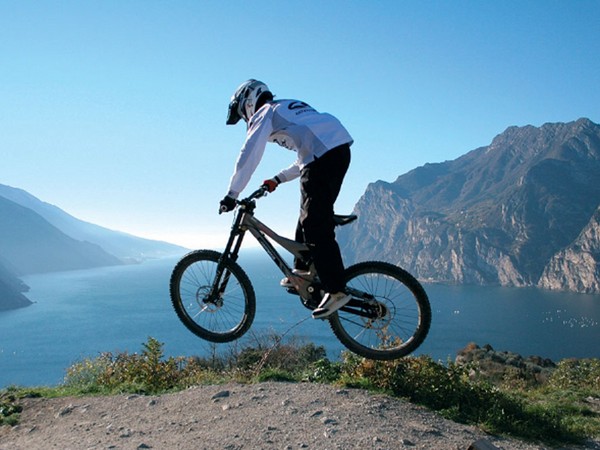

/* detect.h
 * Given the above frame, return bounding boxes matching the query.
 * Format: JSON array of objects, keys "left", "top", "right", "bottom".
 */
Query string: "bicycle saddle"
[{"left": 333, "top": 214, "right": 358, "bottom": 226}]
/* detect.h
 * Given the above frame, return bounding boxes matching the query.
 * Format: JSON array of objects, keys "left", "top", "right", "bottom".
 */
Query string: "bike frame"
[
  {"left": 203, "top": 188, "right": 380, "bottom": 321},
  {"left": 212, "top": 189, "right": 317, "bottom": 302}
]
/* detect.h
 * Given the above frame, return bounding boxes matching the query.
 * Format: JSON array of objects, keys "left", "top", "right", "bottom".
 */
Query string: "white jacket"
[{"left": 226, "top": 99, "right": 353, "bottom": 198}]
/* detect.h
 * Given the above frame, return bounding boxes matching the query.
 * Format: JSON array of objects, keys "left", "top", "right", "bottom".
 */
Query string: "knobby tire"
[
  {"left": 328, "top": 261, "right": 431, "bottom": 360},
  {"left": 169, "top": 250, "right": 256, "bottom": 343}
]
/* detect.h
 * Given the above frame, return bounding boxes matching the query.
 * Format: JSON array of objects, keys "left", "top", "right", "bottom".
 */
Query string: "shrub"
[
  {"left": 64, "top": 335, "right": 328, "bottom": 393},
  {"left": 227, "top": 333, "right": 327, "bottom": 378},
  {"left": 342, "top": 355, "right": 583, "bottom": 445},
  {"left": 256, "top": 369, "right": 297, "bottom": 382},
  {"left": 0, "top": 390, "right": 22, "bottom": 426},
  {"left": 548, "top": 358, "right": 600, "bottom": 392},
  {"left": 65, "top": 337, "right": 217, "bottom": 394}
]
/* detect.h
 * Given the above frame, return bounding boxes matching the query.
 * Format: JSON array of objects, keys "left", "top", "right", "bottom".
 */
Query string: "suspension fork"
[{"left": 208, "top": 208, "right": 248, "bottom": 303}]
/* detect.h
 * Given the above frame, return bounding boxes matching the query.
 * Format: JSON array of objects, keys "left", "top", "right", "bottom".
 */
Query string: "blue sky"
[{"left": 1, "top": 1, "right": 599, "bottom": 249}]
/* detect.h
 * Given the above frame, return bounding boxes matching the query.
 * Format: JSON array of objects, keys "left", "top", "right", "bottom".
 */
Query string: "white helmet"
[{"left": 226, "top": 79, "right": 272, "bottom": 125}]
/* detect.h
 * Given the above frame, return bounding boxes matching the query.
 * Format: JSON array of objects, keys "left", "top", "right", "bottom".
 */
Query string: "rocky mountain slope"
[
  {"left": 338, "top": 118, "right": 600, "bottom": 293},
  {"left": 538, "top": 205, "right": 600, "bottom": 292}
]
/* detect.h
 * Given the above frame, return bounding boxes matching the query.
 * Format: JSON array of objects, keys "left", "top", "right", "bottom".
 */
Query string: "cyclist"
[{"left": 220, "top": 79, "right": 353, "bottom": 319}]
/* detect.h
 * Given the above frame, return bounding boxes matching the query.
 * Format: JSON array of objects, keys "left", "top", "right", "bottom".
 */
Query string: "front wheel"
[
  {"left": 170, "top": 250, "right": 256, "bottom": 343},
  {"left": 328, "top": 261, "right": 431, "bottom": 360}
]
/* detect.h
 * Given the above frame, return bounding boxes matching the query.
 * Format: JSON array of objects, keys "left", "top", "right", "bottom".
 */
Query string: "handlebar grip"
[{"left": 250, "top": 186, "right": 269, "bottom": 199}]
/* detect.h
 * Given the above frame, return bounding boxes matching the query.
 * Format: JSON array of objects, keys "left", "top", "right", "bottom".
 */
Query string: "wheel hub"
[{"left": 197, "top": 286, "right": 223, "bottom": 311}]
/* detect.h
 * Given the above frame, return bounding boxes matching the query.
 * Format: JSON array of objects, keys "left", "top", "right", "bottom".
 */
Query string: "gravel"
[{"left": 1, "top": 382, "right": 597, "bottom": 450}]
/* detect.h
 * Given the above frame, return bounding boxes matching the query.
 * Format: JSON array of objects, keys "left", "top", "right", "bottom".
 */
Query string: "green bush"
[
  {"left": 226, "top": 333, "right": 327, "bottom": 378},
  {"left": 65, "top": 337, "right": 218, "bottom": 394},
  {"left": 304, "top": 358, "right": 343, "bottom": 383},
  {"left": 0, "top": 390, "right": 22, "bottom": 426},
  {"left": 64, "top": 335, "right": 328, "bottom": 393},
  {"left": 341, "top": 355, "right": 589, "bottom": 445},
  {"left": 256, "top": 369, "right": 297, "bottom": 382},
  {"left": 548, "top": 358, "right": 600, "bottom": 392}
]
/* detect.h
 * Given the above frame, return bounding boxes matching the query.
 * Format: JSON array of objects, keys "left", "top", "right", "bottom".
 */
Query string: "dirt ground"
[{"left": 1, "top": 382, "right": 598, "bottom": 450}]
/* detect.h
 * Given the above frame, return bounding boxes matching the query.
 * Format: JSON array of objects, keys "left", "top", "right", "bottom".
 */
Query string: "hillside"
[
  {"left": 0, "top": 184, "right": 186, "bottom": 261},
  {"left": 0, "top": 185, "right": 188, "bottom": 310},
  {"left": 539, "top": 205, "right": 600, "bottom": 292},
  {"left": 0, "top": 260, "right": 32, "bottom": 311},
  {"left": 0, "top": 196, "right": 122, "bottom": 276},
  {"left": 0, "top": 196, "right": 122, "bottom": 310},
  {"left": 338, "top": 118, "right": 600, "bottom": 293}
]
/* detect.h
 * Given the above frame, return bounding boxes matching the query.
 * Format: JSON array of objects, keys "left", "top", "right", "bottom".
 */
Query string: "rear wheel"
[
  {"left": 328, "top": 261, "right": 431, "bottom": 360},
  {"left": 170, "top": 250, "right": 255, "bottom": 343}
]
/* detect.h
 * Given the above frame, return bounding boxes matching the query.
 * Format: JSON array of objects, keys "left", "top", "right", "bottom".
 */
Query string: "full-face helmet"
[{"left": 226, "top": 79, "right": 272, "bottom": 125}]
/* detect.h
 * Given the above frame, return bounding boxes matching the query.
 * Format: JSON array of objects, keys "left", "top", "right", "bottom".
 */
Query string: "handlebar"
[
  {"left": 219, "top": 185, "right": 269, "bottom": 214},
  {"left": 246, "top": 185, "right": 269, "bottom": 201}
]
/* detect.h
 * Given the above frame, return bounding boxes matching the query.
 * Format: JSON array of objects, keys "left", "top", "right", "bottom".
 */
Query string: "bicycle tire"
[
  {"left": 170, "top": 250, "right": 256, "bottom": 343},
  {"left": 328, "top": 261, "right": 431, "bottom": 360}
]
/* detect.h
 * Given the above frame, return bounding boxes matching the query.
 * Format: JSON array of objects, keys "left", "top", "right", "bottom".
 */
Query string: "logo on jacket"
[{"left": 288, "top": 101, "right": 315, "bottom": 115}]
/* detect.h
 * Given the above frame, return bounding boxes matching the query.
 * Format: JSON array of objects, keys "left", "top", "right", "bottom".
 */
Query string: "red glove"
[{"left": 262, "top": 177, "right": 279, "bottom": 193}]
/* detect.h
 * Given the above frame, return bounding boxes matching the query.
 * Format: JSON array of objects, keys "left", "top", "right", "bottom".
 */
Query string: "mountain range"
[
  {"left": 338, "top": 118, "right": 600, "bottom": 294},
  {"left": 0, "top": 185, "right": 187, "bottom": 310},
  {"left": 3, "top": 117, "right": 599, "bottom": 311}
]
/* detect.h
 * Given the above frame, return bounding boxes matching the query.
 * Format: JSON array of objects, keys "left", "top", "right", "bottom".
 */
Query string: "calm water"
[{"left": 1, "top": 250, "right": 598, "bottom": 387}]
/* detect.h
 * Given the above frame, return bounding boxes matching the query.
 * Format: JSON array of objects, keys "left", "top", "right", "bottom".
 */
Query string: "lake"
[{"left": 1, "top": 250, "right": 598, "bottom": 388}]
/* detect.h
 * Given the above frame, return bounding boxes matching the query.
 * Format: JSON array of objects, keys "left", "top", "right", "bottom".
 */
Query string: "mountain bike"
[{"left": 170, "top": 186, "right": 431, "bottom": 360}]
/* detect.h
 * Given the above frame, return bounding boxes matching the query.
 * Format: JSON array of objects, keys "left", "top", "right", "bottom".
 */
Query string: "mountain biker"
[{"left": 220, "top": 79, "right": 353, "bottom": 319}]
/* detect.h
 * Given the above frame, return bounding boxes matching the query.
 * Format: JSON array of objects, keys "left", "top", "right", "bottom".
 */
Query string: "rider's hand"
[
  {"left": 219, "top": 195, "right": 236, "bottom": 214},
  {"left": 262, "top": 177, "right": 279, "bottom": 193}
]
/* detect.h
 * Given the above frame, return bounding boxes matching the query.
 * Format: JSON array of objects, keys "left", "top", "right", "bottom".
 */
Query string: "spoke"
[
  {"left": 177, "top": 257, "right": 248, "bottom": 334},
  {"left": 192, "top": 304, "right": 211, "bottom": 319},
  {"left": 334, "top": 266, "right": 427, "bottom": 356}
]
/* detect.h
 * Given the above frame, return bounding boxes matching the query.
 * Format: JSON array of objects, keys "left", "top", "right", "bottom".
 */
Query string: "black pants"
[{"left": 295, "top": 144, "right": 351, "bottom": 293}]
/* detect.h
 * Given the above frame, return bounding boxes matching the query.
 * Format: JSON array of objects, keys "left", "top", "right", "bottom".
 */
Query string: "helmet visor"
[{"left": 226, "top": 99, "right": 242, "bottom": 125}]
